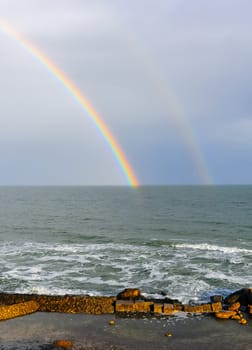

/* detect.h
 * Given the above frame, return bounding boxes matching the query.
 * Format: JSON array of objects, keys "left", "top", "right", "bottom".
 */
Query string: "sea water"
[{"left": 0, "top": 186, "right": 251, "bottom": 303}]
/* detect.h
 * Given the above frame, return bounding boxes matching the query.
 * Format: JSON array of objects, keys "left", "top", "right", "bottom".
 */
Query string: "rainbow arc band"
[{"left": 0, "top": 20, "right": 139, "bottom": 187}]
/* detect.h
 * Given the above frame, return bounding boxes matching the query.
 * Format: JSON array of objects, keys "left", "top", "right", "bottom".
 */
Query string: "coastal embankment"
[{"left": 0, "top": 288, "right": 252, "bottom": 349}]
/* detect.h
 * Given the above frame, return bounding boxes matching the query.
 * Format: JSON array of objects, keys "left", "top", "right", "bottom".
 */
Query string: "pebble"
[
  {"left": 239, "top": 318, "right": 247, "bottom": 325},
  {"left": 228, "top": 302, "right": 241, "bottom": 311},
  {"left": 53, "top": 339, "right": 73, "bottom": 349}
]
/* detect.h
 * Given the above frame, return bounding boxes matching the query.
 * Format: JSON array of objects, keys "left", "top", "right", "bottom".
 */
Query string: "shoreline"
[
  {"left": 0, "top": 288, "right": 252, "bottom": 349},
  {"left": 0, "top": 312, "right": 252, "bottom": 350}
]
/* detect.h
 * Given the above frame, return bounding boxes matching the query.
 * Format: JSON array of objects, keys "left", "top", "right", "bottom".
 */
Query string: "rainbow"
[
  {"left": 116, "top": 20, "right": 212, "bottom": 184},
  {"left": 0, "top": 20, "right": 139, "bottom": 187}
]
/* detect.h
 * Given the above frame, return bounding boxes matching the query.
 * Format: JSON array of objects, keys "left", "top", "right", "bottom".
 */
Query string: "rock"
[
  {"left": 115, "top": 300, "right": 154, "bottom": 313},
  {"left": 215, "top": 310, "right": 237, "bottom": 319},
  {"left": 248, "top": 289, "right": 252, "bottom": 304},
  {"left": 116, "top": 288, "right": 141, "bottom": 300},
  {"left": 224, "top": 288, "right": 252, "bottom": 306},
  {"left": 163, "top": 303, "right": 175, "bottom": 314},
  {"left": 230, "top": 314, "right": 241, "bottom": 320},
  {"left": 160, "top": 291, "right": 167, "bottom": 296},
  {"left": 146, "top": 296, "right": 181, "bottom": 304},
  {"left": 211, "top": 302, "right": 223, "bottom": 312},
  {"left": 134, "top": 301, "right": 153, "bottom": 312},
  {"left": 228, "top": 302, "right": 240, "bottom": 311},
  {"left": 239, "top": 318, "right": 247, "bottom": 325},
  {"left": 215, "top": 308, "right": 247, "bottom": 326},
  {"left": 210, "top": 295, "right": 223, "bottom": 303},
  {"left": 165, "top": 297, "right": 181, "bottom": 304},
  {"left": 115, "top": 300, "right": 135, "bottom": 312},
  {"left": 173, "top": 303, "right": 183, "bottom": 312},
  {"left": 236, "top": 310, "right": 243, "bottom": 317},
  {"left": 53, "top": 340, "right": 73, "bottom": 349},
  {"left": 184, "top": 304, "right": 212, "bottom": 313},
  {"left": 0, "top": 300, "right": 39, "bottom": 321},
  {"left": 152, "top": 303, "right": 163, "bottom": 313}
]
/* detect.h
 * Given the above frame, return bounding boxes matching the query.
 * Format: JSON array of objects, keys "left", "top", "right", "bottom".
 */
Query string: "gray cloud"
[{"left": 0, "top": 0, "right": 252, "bottom": 184}]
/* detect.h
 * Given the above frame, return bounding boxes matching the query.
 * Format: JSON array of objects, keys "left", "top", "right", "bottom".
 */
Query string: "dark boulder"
[
  {"left": 210, "top": 295, "right": 223, "bottom": 303},
  {"left": 116, "top": 288, "right": 141, "bottom": 300},
  {"left": 224, "top": 288, "right": 252, "bottom": 306}
]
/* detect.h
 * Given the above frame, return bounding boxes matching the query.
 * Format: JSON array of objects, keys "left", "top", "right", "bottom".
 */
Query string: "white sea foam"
[
  {"left": 174, "top": 242, "right": 252, "bottom": 255},
  {"left": 1, "top": 239, "right": 252, "bottom": 303}
]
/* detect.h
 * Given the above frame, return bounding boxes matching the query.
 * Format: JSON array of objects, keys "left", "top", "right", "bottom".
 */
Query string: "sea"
[{"left": 0, "top": 185, "right": 251, "bottom": 304}]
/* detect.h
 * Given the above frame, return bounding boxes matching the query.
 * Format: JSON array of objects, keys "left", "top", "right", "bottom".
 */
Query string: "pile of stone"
[
  {"left": 115, "top": 288, "right": 222, "bottom": 314},
  {"left": 115, "top": 287, "right": 252, "bottom": 326},
  {"left": 215, "top": 301, "right": 247, "bottom": 324},
  {"left": 214, "top": 288, "right": 252, "bottom": 325}
]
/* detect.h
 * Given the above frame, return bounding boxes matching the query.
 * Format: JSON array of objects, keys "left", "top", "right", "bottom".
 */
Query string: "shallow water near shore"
[
  {"left": 0, "top": 185, "right": 252, "bottom": 303},
  {"left": 0, "top": 312, "right": 252, "bottom": 350}
]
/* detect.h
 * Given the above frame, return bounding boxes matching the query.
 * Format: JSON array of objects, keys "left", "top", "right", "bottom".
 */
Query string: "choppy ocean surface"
[{"left": 0, "top": 186, "right": 251, "bottom": 303}]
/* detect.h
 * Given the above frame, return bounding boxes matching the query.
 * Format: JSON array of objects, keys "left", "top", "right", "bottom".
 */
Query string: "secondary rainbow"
[
  {"left": 118, "top": 21, "right": 212, "bottom": 184},
  {"left": 0, "top": 20, "right": 139, "bottom": 187}
]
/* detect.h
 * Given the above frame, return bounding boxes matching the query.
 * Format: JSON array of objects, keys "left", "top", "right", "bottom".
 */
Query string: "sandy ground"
[{"left": 0, "top": 312, "right": 252, "bottom": 350}]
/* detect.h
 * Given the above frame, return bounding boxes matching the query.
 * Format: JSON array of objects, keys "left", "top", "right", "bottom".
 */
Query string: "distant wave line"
[{"left": 175, "top": 243, "right": 252, "bottom": 254}]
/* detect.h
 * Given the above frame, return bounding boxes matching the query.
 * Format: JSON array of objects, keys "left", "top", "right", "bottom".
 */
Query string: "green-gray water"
[{"left": 0, "top": 186, "right": 251, "bottom": 302}]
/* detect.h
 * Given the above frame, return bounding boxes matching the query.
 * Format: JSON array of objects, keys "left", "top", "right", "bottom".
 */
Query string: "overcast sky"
[{"left": 0, "top": 0, "right": 251, "bottom": 185}]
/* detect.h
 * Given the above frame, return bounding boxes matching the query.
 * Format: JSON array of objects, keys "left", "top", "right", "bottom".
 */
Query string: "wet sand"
[{"left": 0, "top": 312, "right": 251, "bottom": 350}]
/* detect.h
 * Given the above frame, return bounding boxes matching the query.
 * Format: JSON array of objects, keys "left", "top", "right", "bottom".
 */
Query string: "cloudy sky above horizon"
[{"left": 0, "top": 0, "right": 251, "bottom": 185}]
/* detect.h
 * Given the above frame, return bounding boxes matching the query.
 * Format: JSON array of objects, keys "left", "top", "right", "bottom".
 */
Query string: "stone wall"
[
  {"left": 0, "top": 293, "right": 115, "bottom": 314},
  {"left": 0, "top": 288, "right": 251, "bottom": 319}
]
